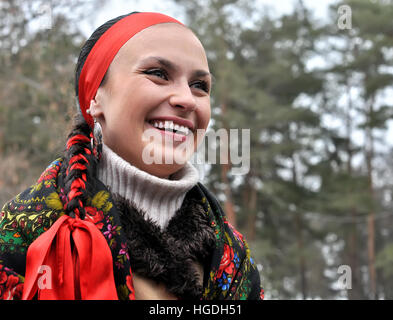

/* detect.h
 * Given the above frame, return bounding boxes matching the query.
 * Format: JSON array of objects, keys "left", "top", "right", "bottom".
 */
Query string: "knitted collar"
[{"left": 97, "top": 143, "right": 199, "bottom": 229}]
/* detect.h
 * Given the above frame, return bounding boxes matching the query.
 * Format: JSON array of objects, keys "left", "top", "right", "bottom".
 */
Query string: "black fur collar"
[{"left": 112, "top": 192, "right": 216, "bottom": 300}]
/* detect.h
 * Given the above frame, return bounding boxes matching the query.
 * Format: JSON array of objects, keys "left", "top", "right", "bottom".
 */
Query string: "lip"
[{"left": 147, "top": 116, "right": 195, "bottom": 132}]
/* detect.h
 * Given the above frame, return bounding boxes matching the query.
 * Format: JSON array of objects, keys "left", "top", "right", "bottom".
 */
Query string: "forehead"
[{"left": 112, "top": 23, "right": 209, "bottom": 68}]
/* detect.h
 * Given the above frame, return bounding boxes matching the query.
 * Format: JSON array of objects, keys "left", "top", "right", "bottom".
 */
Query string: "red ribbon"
[
  {"left": 66, "top": 134, "right": 90, "bottom": 150},
  {"left": 22, "top": 215, "right": 118, "bottom": 300},
  {"left": 78, "top": 12, "right": 183, "bottom": 128}
]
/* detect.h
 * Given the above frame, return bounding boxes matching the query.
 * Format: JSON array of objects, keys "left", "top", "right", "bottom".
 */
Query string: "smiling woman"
[
  {"left": 0, "top": 12, "right": 263, "bottom": 300},
  {"left": 90, "top": 22, "right": 211, "bottom": 178}
]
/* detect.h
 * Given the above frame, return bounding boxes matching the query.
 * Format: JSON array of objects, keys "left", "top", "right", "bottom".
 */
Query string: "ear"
[{"left": 89, "top": 89, "right": 105, "bottom": 119}]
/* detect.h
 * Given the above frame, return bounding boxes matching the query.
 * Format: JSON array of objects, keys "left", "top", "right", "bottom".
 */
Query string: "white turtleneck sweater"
[{"left": 97, "top": 143, "right": 200, "bottom": 230}]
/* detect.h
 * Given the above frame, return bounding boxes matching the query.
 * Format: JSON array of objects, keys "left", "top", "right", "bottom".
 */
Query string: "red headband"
[{"left": 78, "top": 12, "right": 184, "bottom": 128}]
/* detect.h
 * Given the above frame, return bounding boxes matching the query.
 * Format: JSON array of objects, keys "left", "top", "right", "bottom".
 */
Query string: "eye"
[
  {"left": 143, "top": 68, "right": 168, "bottom": 80},
  {"left": 191, "top": 80, "right": 210, "bottom": 93}
]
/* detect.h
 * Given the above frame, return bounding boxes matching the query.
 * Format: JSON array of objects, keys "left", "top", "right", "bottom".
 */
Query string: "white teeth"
[
  {"left": 150, "top": 120, "right": 191, "bottom": 135},
  {"left": 178, "top": 126, "right": 190, "bottom": 135}
]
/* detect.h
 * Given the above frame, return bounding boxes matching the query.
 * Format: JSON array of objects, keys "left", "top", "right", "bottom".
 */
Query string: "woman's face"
[{"left": 90, "top": 23, "right": 211, "bottom": 178}]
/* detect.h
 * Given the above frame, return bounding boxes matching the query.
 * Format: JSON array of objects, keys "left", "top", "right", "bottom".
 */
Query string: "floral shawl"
[{"left": 0, "top": 159, "right": 264, "bottom": 300}]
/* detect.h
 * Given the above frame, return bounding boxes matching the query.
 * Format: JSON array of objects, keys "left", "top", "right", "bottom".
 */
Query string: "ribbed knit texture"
[{"left": 97, "top": 143, "right": 200, "bottom": 229}]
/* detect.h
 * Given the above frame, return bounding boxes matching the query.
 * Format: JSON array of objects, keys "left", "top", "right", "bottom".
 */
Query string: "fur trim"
[{"left": 113, "top": 193, "right": 216, "bottom": 300}]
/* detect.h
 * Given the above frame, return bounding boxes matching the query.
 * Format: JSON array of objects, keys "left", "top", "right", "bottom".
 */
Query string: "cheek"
[
  {"left": 107, "top": 91, "right": 151, "bottom": 125},
  {"left": 198, "top": 99, "right": 211, "bottom": 130},
  {"left": 193, "top": 101, "right": 211, "bottom": 151}
]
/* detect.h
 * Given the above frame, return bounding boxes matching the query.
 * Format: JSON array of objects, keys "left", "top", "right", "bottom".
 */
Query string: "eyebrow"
[{"left": 139, "top": 56, "right": 213, "bottom": 81}]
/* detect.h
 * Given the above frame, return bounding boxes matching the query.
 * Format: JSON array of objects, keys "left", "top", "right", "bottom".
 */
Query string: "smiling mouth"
[{"left": 147, "top": 120, "right": 191, "bottom": 136}]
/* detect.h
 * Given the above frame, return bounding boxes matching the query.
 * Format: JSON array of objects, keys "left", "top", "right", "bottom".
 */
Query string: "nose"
[{"left": 168, "top": 81, "right": 197, "bottom": 112}]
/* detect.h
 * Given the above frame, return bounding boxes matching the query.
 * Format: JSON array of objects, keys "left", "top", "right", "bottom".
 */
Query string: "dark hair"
[
  {"left": 74, "top": 12, "right": 139, "bottom": 96},
  {"left": 62, "top": 12, "right": 138, "bottom": 219}
]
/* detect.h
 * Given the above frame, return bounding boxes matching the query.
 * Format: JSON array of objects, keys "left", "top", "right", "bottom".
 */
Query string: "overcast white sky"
[{"left": 81, "top": 0, "right": 334, "bottom": 37}]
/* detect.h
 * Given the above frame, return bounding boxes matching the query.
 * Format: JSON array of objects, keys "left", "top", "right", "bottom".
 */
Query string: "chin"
[
  {"left": 144, "top": 163, "right": 185, "bottom": 179},
  {"left": 139, "top": 142, "right": 194, "bottom": 176}
]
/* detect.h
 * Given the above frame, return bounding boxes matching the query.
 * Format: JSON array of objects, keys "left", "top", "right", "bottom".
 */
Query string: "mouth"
[
  {"left": 146, "top": 117, "right": 195, "bottom": 141},
  {"left": 148, "top": 117, "right": 194, "bottom": 136}
]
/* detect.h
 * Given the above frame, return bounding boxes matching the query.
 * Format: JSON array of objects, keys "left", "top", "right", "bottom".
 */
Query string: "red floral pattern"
[
  {"left": 0, "top": 265, "right": 23, "bottom": 300},
  {"left": 225, "top": 221, "right": 244, "bottom": 248},
  {"left": 126, "top": 268, "right": 135, "bottom": 300},
  {"left": 260, "top": 287, "right": 265, "bottom": 300},
  {"left": 217, "top": 243, "right": 235, "bottom": 279},
  {"left": 37, "top": 160, "right": 62, "bottom": 183},
  {"left": 84, "top": 206, "right": 105, "bottom": 229}
]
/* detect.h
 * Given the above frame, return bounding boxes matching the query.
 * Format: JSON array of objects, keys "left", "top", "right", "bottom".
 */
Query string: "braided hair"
[{"left": 61, "top": 12, "right": 138, "bottom": 219}]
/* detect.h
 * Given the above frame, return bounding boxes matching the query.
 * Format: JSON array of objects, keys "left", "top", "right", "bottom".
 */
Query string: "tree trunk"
[
  {"left": 292, "top": 152, "right": 307, "bottom": 299},
  {"left": 367, "top": 212, "right": 376, "bottom": 299},
  {"left": 365, "top": 97, "right": 377, "bottom": 300},
  {"left": 295, "top": 211, "right": 307, "bottom": 299},
  {"left": 220, "top": 100, "right": 236, "bottom": 226},
  {"left": 246, "top": 182, "right": 257, "bottom": 241},
  {"left": 344, "top": 79, "right": 361, "bottom": 299},
  {"left": 221, "top": 162, "right": 236, "bottom": 226}
]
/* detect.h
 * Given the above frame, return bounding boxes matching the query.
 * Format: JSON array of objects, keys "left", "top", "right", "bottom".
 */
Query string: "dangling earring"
[{"left": 92, "top": 117, "right": 103, "bottom": 160}]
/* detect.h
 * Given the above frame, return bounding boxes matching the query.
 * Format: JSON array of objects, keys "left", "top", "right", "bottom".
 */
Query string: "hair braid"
[
  {"left": 61, "top": 11, "right": 137, "bottom": 219},
  {"left": 62, "top": 114, "right": 97, "bottom": 219}
]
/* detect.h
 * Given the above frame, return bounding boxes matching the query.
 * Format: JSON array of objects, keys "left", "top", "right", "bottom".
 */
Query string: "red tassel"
[
  {"left": 69, "top": 163, "right": 87, "bottom": 172},
  {"left": 68, "top": 189, "right": 82, "bottom": 201},
  {"left": 71, "top": 178, "right": 86, "bottom": 192},
  {"left": 66, "top": 135, "right": 90, "bottom": 150},
  {"left": 69, "top": 154, "right": 88, "bottom": 165}
]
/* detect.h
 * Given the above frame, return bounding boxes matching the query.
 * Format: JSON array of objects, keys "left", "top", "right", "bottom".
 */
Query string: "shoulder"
[
  {"left": 0, "top": 158, "right": 65, "bottom": 253},
  {"left": 194, "top": 183, "right": 263, "bottom": 299}
]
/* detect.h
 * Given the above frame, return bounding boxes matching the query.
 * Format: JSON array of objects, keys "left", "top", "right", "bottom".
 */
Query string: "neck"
[{"left": 97, "top": 143, "right": 199, "bottom": 229}]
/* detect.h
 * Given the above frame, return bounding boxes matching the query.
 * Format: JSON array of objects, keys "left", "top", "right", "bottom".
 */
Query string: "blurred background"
[{"left": 1, "top": 0, "right": 393, "bottom": 299}]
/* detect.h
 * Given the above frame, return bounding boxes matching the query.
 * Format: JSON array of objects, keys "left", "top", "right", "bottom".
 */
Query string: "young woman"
[{"left": 0, "top": 11, "right": 263, "bottom": 300}]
